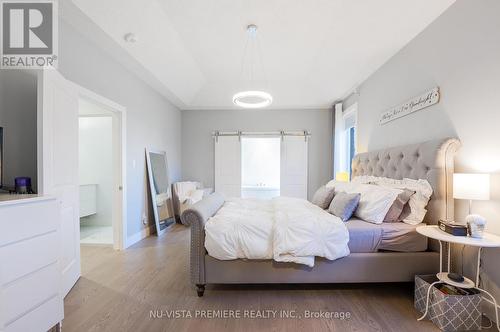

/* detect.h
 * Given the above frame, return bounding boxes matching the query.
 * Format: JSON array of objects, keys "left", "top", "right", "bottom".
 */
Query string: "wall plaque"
[{"left": 380, "top": 87, "right": 440, "bottom": 125}]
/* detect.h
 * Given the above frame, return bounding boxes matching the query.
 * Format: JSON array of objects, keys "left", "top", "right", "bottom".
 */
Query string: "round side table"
[{"left": 416, "top": 225, "right": 500, "bottom": 330}]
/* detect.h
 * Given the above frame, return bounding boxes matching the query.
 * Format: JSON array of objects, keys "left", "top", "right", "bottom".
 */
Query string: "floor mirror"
[{"left": 145, "top": 149, "right": 175, "bottom": 236}]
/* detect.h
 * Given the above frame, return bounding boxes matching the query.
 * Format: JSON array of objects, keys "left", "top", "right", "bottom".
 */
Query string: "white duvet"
[{"left": 204, "top": 197, "right": 350, "bottom": 267}]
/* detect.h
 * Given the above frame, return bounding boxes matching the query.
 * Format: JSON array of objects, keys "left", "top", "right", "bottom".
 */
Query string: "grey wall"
[
  {"left": 181, "top": 109, "right": 332, "bottom": 199},
  {"left": 347, "top": 0, "right": 500, "bottom": 316},
  {"left": 0, "top": 71, "right": 37, "bottom": 192},
  {"left": 59, "top": 20, "right": 182, "bottom": 238}
]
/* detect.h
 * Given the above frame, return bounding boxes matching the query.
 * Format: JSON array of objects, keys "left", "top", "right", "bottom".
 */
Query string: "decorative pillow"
[
  {"left": 328, "top": 192, "right": 361, "bottom": 222},
  {"left": 383, "top": 189, "right": 415, "bottom": 222},
  {"left": 351, "top": 175, "right": 377, "bottom": 184},
  {"left": 399, "top": 179, "right": 433, "bottom": 225},
  {"left": 185, "top": 189, "right": 205, "bottom": 205},
  {"left": 352, "top": 184, "right": 402, "bottom": 224},
  {"left": 325, "top": 179, "right": 337, "bottom": 188},
  {"left": 328, "top": 181, "right": 402, "bottom": 224},
  {"left": 311, "top": 185, "right": 336, "bottom": 209},
  {"left": 352, "top": 176, "right": 433, "bottom": 225},
  {"left": 325, "top": 180, "right": 354, "bottom": 192}
]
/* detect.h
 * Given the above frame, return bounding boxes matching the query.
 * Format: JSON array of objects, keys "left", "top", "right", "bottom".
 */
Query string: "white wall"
[
  {"left": 79, "top": 116, "right": 113, "bottom": 226},
  {"left": 0, "top": 71, "right": 37, "bottom": 192},
  {"left": 59, "top": 19, "right": 182, "bottom": 239},
  {"left": 346, "top": 0, "right": 500, "bottom": 317},
  {"left": 182, "top": 109, "right": 332, "bottom": 199}
]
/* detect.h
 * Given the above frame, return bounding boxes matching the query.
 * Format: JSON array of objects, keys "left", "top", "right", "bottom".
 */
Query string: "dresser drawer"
[
  {"left": 0, "top": 231, "right": 59, "bottom": 285},
  {"left": 0, "top": 199, "right": 58, "bottom": 247},
  {"left": 4, "top": 295, "right": 63, "bottom": 332},
  {"left": 2, "top": 262, "right": 61, "bottom": 325}
]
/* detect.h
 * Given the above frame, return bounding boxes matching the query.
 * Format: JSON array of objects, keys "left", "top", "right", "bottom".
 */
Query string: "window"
[
  {"left": 346, "top": 126, "right": 356, "bottom": 176},
  {"left": 241, "top": 137, "right": 281, "bottom": 199},
  {"left": 334, "top": 103, "right": 357, "bottom": 180}
]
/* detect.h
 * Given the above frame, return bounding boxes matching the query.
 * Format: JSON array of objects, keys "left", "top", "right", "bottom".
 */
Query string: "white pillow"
[
  {"left": 326, "top": 180, "right": 401, "bottom": 224},
  {"left": 351, "top": 184, "right": 402, "bottom": 224},
  {"left": 351, "top": 176, "right": 433, "bottom": 225},
  {"left": 326, "top": 180, "right": 349, "bottom": 190},
  {"left": 185, "top": 189, "right": 205, "bottom": 205},
  {"left": 325, "top": 179, "right": 336, "bottom": 188},
  {"left": 351, "top": 175, "right": 377, "bottom": 184}
]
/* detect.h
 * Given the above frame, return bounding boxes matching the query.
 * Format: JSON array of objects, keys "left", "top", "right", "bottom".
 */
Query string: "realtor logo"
[{"left": 1, "top": 0, "right": 58, "bottom": 68}]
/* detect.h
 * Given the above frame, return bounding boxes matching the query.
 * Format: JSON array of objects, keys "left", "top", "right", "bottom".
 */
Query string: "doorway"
[
  {"left": 38, "top": 70, "right": 127, "bottom": 297},
  {"left": 241, "top": 137, "right": 281, "bottom": 199},
  {"left": 76, "top": 93, "right": 126, "bottom": 250},
  {"left": 78, "top": 100, "right": 114, "bottom": 244}
]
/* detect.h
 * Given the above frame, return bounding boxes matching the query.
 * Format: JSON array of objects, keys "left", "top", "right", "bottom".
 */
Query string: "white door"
[
  {"left": 38, "top": 70, "right": 81, "bottom": 297},
  {"left": 280, "top": 136, "right": 308, "bottom": 199},
  {"left": 214, "top": 136, "right": 241, "bottom": 197}
]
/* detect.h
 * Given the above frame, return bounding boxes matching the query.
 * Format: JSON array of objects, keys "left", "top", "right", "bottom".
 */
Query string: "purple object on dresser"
[{"left": 15, "top": 177, "right": 32, "bottom": 194}]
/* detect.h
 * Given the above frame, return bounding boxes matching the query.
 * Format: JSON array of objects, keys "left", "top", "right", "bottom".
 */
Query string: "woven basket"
[{"left": 415, "top": 275, "right": 482, "bottom": 331}]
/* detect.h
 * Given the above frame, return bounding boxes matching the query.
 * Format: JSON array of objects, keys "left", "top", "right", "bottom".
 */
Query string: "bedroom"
[{"left": 0, "top": 0, "right": 499, "bottom": 331}]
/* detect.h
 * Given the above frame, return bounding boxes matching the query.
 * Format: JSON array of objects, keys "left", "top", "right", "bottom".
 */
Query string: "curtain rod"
[{"left": 212, "top": 130, "right": 311, "bottom": 141}]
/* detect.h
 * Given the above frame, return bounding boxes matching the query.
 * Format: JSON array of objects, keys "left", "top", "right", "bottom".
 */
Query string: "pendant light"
[{"left": 232, "top": 24, "right": 273, "bottom": 108}]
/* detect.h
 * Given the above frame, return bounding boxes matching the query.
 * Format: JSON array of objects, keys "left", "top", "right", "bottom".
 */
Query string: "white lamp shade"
[{"left": 453, "top": 173, "right": 490, "bottom": 200}]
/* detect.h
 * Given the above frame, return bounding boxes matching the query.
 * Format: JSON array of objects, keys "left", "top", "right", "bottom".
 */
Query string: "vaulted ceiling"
[{"left": 70, "top": 0, "right": 455, "bottom": 110}]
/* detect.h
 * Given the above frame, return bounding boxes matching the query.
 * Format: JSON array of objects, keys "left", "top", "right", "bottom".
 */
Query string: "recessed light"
[{"left": 124, "top": 33, "right": 138, "bottom": 43}]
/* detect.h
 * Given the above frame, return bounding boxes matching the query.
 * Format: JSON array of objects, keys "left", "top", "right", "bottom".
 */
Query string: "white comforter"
[{"left": 204, "top": 197, "right": 350, "bottom": 267}]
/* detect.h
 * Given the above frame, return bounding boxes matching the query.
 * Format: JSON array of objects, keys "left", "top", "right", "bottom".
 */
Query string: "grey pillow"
[
  {"left": 384, "top": 189, "right": 415, "bottom": 222},
  {"left": 328, "top": 192, "right": 361, "bottom": 222},
  {"left": 311, "top": 185, "right": 335, "bottom": 209}
]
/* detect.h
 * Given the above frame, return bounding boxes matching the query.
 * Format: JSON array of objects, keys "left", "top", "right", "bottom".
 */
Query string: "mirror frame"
[{"left": 145, "top": 148, "right": 174, "bottom": 236}]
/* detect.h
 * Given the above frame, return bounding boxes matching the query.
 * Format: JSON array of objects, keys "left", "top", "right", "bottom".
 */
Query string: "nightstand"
[{"left": 416, "top": 225, "right": 500, "bottom": 329}]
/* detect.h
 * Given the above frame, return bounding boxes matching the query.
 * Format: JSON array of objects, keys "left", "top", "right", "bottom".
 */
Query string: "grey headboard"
[{"left": 351, "top": 138, "right": 461, "bottom": 225}]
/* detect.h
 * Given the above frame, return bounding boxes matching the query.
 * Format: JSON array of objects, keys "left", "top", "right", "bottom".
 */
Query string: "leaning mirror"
[{"left": 145, "top": 149, "right": 175, "bottom": 236}]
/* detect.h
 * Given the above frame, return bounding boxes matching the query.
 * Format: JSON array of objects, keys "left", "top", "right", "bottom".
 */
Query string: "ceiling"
[{"left": 70, "top": 0, "right": 455, "bottom": 110}]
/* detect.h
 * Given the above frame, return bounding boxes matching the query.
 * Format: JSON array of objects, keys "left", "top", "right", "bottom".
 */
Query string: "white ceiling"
[{"left": 70, "top": 0, "right": 455, "bottom": 110}]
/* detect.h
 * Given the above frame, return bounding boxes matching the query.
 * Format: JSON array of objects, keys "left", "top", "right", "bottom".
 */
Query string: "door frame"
[
  {"left": 38, "top": 70, "right": 128, "bottom": 250},
  {"left": 76, "top": 86, "right": 128, "bottom": 250}
]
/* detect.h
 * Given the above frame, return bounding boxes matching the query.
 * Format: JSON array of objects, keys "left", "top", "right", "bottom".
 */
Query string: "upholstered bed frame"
[{"left": 182, "top": 138, "right": 461, "bottom": 296}]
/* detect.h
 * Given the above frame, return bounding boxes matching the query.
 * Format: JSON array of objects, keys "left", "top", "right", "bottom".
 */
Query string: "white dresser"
[{"left": 0, "top": 195, "right": 63, "bottom": 332}]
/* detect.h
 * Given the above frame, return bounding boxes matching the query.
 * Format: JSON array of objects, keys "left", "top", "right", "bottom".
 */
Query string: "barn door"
[
  {"left": 280, "top": 136, "right": 308, "bottom": 199},
  {"left": 214, "top": 135, "right": 242, "bottom": 197}
]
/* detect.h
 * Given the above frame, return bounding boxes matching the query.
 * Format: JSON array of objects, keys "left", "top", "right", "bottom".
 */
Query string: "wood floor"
[{"left": 63, "top": 224, "right": 489, "bottom": 332}]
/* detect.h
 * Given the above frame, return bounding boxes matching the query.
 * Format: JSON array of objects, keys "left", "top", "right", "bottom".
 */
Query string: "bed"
[
  {"left": 182, "top": 138, "right": 460, "bottom": 296},
  {"left": 345, "top": 218, "right": 428, "bottom": 253}
]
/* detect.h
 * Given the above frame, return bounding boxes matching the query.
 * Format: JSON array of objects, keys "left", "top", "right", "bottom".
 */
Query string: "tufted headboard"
[{"left": 351, "top": 138, "right": 461, "bottom": 226}]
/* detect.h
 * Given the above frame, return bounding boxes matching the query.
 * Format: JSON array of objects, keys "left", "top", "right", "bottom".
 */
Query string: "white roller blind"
[
  {"left": 214, "top": 136, "right": 242, "bottom": 197},
  {"left": 280, "top": 136, "right": 308, "bottom": 199}
]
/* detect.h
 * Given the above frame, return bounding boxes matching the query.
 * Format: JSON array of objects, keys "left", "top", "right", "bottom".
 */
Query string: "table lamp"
[
  {"left": 336, "top": 171, "right": 350, "bottom": 182},
  {"left": 453, "top": 173, "right": 490, "bottom": 237}
]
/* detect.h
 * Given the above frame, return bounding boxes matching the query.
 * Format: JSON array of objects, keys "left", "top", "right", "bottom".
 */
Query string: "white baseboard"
[{"left": 125, "top": 224, "right": 153, "bottom": 248}]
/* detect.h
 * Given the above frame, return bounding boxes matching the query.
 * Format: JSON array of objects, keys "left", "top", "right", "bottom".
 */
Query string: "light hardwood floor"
[{"left": 63, "top": 224, "right": 490, "bottom": 332}]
